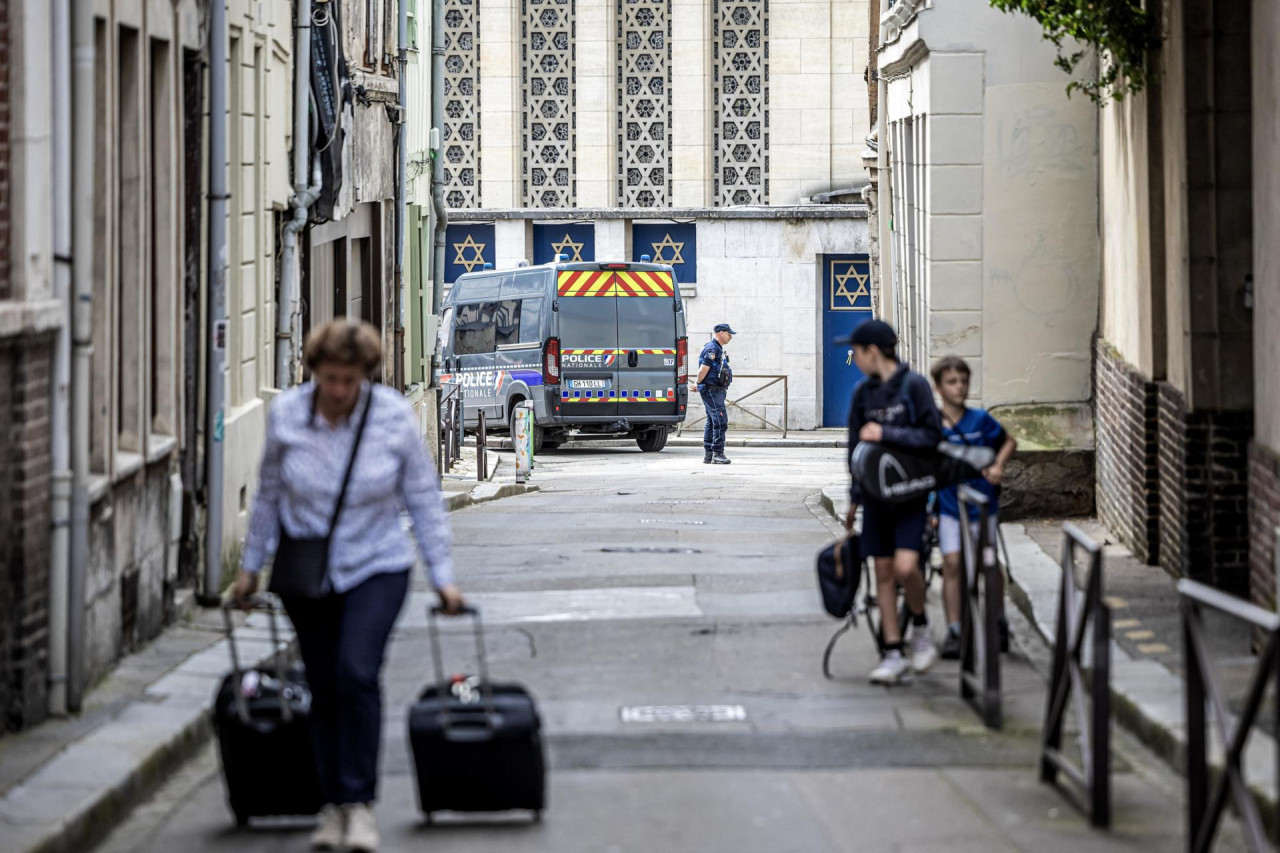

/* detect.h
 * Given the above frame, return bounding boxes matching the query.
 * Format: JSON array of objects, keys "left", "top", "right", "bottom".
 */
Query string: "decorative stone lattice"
[
  {"left": 617, "top": 0, "right": 671, "bottom": 207},
  {"left": 713, "top": 0, "right": 768, "bottom": 206},
  {"left": 523, "top": 0, "right": 576, "bottom": 207},
  {"left": 443, "top": 0, "right": 480, "bottom": 209}
]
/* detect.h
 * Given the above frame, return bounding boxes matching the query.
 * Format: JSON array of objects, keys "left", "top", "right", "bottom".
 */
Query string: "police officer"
[{"left": 693, "top": 323, "right": 735, "bottom": 464}]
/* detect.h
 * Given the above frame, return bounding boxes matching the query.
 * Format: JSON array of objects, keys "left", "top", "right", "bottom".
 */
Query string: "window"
[
  {"left": 523, "top": 0, "right": 576, "bottom": 207},
  {"left": 365, "top": 0, "right": 380, "bottom": 68},
  {"left": 518, "top": 298, "right": 544, "bottom": 344},
  {"left": 443, "top": 0, "right": 481, "bottom": 208},
  {"left": 495, "top": 300, "right": 522, "bottom": 347},
  {"left": 713, "top": 0, "right": 769, "bottom": 206},
  {"left": 618, "top": 0, "right": 671, "bottom": 207},
  {"left": 117, "top": 26, "right": 142, "bottom": 453},
  {"left": 406, "top": 0, "right": 419, "bottom": 50},
  {"left": 150, "top": 38, "right": 175, "bottom": 436},
  {"left": 453, "top": 303, "right": 496, "bottom": 355}
]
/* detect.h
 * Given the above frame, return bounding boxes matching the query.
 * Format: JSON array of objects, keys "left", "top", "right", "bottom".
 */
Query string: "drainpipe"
[
  {"left": 394, "top": 0, "right": 409, "bottom": 390},
  {"left": 430, "top": 0, "right": 449, "bottom": 352},
  {"left": 49, "top": 0, "right": 71, "bottom": 716},
  {"left": 278, "top": 0, "right": 321, "bottom": 389},
  {"left": 203, "top": 0, "right": 230, "bottom": 603},
  {"left": 67, "top": 0, "right": 94, "bottom": 713}
]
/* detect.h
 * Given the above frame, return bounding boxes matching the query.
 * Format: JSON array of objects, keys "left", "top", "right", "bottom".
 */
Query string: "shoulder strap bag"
[{"left": 269, "top": 389, "right": 375, "bottom": 599}]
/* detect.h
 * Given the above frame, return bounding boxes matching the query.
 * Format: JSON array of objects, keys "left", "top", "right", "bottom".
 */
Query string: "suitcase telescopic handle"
[
  {"left": 221, "top": 594, "right": 294, "bottom": 724},
  {"left": 427, "top": 604, "right": 498, "bottom": 731}
]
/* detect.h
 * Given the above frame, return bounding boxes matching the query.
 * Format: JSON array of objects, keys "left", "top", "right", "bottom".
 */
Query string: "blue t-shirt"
[{"left": 937, "top": 407, "right": 1005, "bottom": 519}]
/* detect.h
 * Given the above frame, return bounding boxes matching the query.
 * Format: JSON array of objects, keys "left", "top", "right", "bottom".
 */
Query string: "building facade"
[
  {"left": 436, "top": 0, "right": 876, "bottom": 430},
  {"left": 1092, "top": 0, "right": 1266, "bottom": 603}
]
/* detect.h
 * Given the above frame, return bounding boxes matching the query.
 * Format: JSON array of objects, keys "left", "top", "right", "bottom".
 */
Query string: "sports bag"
[
  {"left": 815, "top": 534, "right": 860, "bottom": 619},
  {"left": 850, "top": 440, "right": 995, "bottom": 504}
]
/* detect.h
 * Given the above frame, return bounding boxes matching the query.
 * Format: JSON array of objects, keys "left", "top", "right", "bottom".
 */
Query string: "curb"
[
  {"left": 4, "top": 481, "right": 537, "bottom": 853},
  {"left": 487, "top": 436, "right": 847, "bottom": 450}
]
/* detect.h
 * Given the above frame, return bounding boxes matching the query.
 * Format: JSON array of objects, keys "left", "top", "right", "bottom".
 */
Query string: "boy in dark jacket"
[{"left": 842, "top": 320, "right": 943, "bottom": 684}]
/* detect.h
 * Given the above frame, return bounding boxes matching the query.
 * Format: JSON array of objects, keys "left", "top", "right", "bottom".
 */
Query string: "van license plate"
[{"left": 569, "top": 379, "right": 609, "bottom": 389}]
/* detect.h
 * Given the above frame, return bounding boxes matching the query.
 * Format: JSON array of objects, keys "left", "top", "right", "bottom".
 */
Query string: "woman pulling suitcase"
[{"left": 232, "top": 319, "right": 465, "bottom": 852}]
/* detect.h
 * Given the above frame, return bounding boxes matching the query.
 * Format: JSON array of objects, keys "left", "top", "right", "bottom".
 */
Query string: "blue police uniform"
[{"left": 698, "top": 337, "right": 733, "bottom": 457}]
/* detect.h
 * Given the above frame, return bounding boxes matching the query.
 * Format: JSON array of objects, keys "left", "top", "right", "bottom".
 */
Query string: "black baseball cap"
[
  {"left": 714, "top": 323, "right": 736, "bottom": 334},
  {"left": 835, "top": 319, "right": 897, "bottom": 349}
]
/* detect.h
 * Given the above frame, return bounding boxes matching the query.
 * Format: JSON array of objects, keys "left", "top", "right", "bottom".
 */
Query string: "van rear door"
[
  {"left": 614, "top": 270, "right": 680, "bottom": 418},
  {"left": 556, "top": 270, "right": 620, "bottom": 417}
]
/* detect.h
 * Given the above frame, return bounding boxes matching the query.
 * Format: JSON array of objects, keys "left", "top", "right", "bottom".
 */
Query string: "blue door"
[{"left": 822, "top": 255, "right": 873, "bottom": 427}]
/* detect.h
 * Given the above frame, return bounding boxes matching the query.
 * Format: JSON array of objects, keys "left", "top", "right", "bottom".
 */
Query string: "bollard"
[
  {"left": 477, "top": 411, "right": 488, "bottom": 481},
  {"left": 513, "top": 401, "right": 534, "bottom": 483}
]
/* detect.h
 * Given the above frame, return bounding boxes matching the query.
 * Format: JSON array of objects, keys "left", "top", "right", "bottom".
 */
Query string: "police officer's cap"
[
  {"left": 713, "top": 323, "right": 736, "bottom": 335},
  {"left": 835, "top": 319, "right": 897, "bottom": 349}
]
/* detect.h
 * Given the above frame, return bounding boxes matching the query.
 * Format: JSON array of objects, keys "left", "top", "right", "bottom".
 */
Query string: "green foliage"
[{"left": 988, "top": 0, "right": 1154, "bottom": 104}]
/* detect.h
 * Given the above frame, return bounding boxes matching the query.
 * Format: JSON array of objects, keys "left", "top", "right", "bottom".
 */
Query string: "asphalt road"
[{"left": 93, "top": 444, "right": 1236, "bottom": 853}]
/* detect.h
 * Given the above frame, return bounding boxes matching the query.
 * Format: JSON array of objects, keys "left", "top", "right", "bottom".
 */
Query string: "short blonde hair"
[{"left": 303, "top": 319, "right": 382, "bottom": 373}]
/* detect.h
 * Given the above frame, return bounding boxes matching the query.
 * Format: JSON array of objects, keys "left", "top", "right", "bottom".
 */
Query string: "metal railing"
[
  {"left": 477, "top": 410, "right": 489, "bottom": 481},
  {"left": 1181, "top": 579, "right": 1280, "bottom": 853},
  {"left": 1040, "top": 523, "right": 1111, "bottom": 828},
  {"left": 679, "top": 374, "right": 790, "bottom": 438},
  {"left": 958, "top": 486, "right": 1001, "bottom": 729},
  {"left": 437, "top": 382, "right": 464, "bottom": 476}
]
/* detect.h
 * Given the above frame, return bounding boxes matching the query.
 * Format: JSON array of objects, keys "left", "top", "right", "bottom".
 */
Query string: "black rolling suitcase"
[
  {"left": 407, "top": 605, "right": 546, "bottom": 822},
  {"left": 213, "top": 598, "right": 322, "bottom": 826}
]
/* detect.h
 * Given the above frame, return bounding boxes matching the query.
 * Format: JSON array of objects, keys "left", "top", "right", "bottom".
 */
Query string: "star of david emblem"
[
  {"left": 452, "top": 234, "right": 487, "bottom": 273},
  {"left": 551, "top": 234, "right": 586, "bottom": 262},
  {"left": 831, "top": 262, "right": 871, "bottom": 311},
  {"left": 650, "top": 233, "right": 685, "bottom": 266}
]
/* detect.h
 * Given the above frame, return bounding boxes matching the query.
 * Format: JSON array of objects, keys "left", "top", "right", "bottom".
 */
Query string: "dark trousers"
[
  {"left": 700, "top": 386, "right": 728, "bottom": 453},
  {"left": 282, "top": 569, "right": 409, "bottom": 805}
]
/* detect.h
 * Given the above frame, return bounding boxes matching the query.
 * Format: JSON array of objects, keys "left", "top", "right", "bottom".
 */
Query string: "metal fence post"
[
  {"left": 1184, "top": 597, "right": 1206, "bottom": 852},
  {"left": 477, "top": 410, "right": 487, "bottom": 481}
]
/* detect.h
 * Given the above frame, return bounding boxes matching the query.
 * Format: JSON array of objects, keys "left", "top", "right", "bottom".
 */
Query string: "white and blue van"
[{"left": 437, "top": 259, "right": 690, "bottom": 453}]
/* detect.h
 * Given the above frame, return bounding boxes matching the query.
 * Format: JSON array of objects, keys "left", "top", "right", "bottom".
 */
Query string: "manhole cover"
[
  {"left": 598, "top": 546, "right": 702, "bottom": 554},
  {"left": 620, "top": 705, "right": 748, "bottom": 724},
  {"left": 640, "top": 518, "right": 705, "bottom": 525}
]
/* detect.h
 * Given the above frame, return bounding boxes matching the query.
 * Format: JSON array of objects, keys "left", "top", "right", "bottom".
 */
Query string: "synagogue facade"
[{"left": 439, "top": 0, "right": 875, "bottom": 430}]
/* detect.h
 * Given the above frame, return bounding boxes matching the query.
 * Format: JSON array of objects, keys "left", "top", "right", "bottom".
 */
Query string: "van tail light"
[
  {"left": 676, "top": 337, "right": 688, "bottom": 383},
  {"left": 543, "top": 337, "right": 561, "bottom": 385}
]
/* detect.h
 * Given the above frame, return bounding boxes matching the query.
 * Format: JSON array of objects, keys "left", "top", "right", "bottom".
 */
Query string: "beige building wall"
[
  {"left": 1254, "top": 0, "right": 1280, "bottom": 451},
  {"left": 876, "top": 0, "right": 1098, "bottom": 408},
  {"left": 462, "top": 0, "right": 868, "bottom": 211}
]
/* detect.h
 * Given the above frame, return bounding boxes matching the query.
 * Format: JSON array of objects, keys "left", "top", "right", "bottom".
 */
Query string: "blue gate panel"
[{"left": 822, "top": 255, "right": 872, "bottom": 427}]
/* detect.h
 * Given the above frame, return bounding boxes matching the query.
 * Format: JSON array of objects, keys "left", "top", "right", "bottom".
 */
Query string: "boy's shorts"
[
  {"left": 938, "top": 513, "right": 1000, "bottom": 556},
  {"left": 860, "top": 500, "right": 928, "bottom": 559}
]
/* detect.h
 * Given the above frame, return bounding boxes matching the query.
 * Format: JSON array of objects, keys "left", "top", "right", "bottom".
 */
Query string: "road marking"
[
  {"left": 1125, "top": 629, "right": 1155, "bottom": 640},
  {"left": 620, "top": 704, "right": 748, "bottom": 724},
  {"left": 1138, "top": 643, "right": 1171, "bottom": 655},
  {"left": 1113, "top": 618, "right": 1141, "bottom": 629},
  {"left": 403, "top": 587, "right": 703, "bottom": 625},
  {"left": 640, "top": 518, "right": 706, "bottom": 525},
  {"left": 1104, "top": 596, "right": 1129, "bottom": 609}
]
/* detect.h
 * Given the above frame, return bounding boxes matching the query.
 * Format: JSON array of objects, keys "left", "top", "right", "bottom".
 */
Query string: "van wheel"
[
  {"left": 636, "top": 430, "right": 668, "bottom": 453},
  {"left": 508, "top": 408, "right": 544, "bottom": 455},
  {"left": 541, "top": 438, "right": 563, "bottom": 451}
]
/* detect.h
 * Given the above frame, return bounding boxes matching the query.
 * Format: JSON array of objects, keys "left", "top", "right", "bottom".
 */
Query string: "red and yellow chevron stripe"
[{"left": 556, "top": 270, "right": 676, "bottom": 297}]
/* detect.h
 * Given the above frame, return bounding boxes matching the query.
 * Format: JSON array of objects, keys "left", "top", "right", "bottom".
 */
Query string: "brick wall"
[
  {"left": 0, "top": 337, "right": 53, "bottom": 731},
  {"left": 1094, "top": 338, "right": 1160, "bottom": 563},
  {"left": 1249, "top": 442, "right": 1280, "bottom": 614},
  {"left": 1159, "top": 383, "right": 1254, "bottom": 594}
]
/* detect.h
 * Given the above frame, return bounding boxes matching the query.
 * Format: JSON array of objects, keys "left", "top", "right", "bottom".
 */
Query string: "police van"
[{"left": 437, "top": 259, "right": 689, "bottom": 453}]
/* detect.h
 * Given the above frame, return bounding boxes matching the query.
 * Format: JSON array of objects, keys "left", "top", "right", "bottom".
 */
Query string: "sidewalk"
[
  {"left": 0, "top": 468, "right": 537, "bottom": 853},
  {"left": 485, "top": 428, "right": 849, "bottom": 451}
]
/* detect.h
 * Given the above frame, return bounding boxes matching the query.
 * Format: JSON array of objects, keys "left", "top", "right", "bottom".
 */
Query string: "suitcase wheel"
[
  {"left": 423, "top": 812, "right": 434, "bottom": 826},
  {"left": 234, "top": 811, "right": 250, "bottom": 828},
  {"left": 533, "top": 810, "right": 542, "bottom": 824}
]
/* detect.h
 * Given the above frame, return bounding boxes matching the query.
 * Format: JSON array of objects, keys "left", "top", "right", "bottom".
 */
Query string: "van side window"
[
  {"left": 453, "top": 302, "right": 495, "bottom": 355},
  {"left": 494, "top": 300, "right": 522, "bottom": 348},
  {"left": 518, "top": 298, "right": 544, "bottom": 344}
]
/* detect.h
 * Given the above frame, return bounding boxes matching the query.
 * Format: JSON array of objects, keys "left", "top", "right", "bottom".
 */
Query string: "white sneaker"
[
  {"left": 343, "top": 803, "right": 380, "bottom": 852},
  {"left": 310, "top": 804, "right": 345, "bottom": 850},
  {"left": 910, "top": 623, "right": 939, "bottom": 673},
  {"left": 869, "top": 650, "right": 911, "bottom": 684}
]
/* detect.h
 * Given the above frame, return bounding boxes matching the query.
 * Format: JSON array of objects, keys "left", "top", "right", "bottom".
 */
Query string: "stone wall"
[
  {"left": 1094, "top": 338, "right": 1159, "bottom": 563},
  {"left": 0, "top": 335, "right": 53, "bottom": 731}
]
